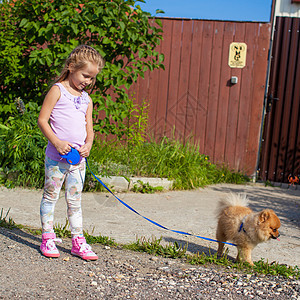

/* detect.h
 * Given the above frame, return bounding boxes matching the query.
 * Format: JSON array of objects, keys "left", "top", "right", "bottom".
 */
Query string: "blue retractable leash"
[
  {"left": 60, "top": 147, "right": 81, "bottom": 165},
  {"left": 61, "top": 148, "right": 236, "bottom": 247}
]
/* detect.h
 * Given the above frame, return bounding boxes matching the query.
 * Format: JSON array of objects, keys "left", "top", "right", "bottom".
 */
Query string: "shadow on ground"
[
  {"left": 163, "top": 236, "right": 236, "bottom": 262},
  {"left": 0, "top": 227, "right": 70, "bottom": 255}
]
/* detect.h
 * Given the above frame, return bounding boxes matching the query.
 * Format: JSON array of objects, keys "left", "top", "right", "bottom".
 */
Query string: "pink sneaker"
[
  {"left": 71, "top": 236, "right": 98, "bottom": 261},
  {"left": 40, "top": 232, "right": 62, "bottom": 258}
]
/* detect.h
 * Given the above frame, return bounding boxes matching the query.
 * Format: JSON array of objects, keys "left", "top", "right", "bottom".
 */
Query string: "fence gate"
[{"left": 259, "top": 17, "right": 300, "bottom": 183}]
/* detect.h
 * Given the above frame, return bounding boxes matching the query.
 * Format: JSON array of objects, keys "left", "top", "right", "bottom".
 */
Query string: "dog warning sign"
[{"left": 228, "top": 42, "right": 247, "bottom": 68}]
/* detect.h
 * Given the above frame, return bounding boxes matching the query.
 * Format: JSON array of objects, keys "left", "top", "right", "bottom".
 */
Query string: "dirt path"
[{"left": 0, "top": 226, "right": 299, "bottom": 299}]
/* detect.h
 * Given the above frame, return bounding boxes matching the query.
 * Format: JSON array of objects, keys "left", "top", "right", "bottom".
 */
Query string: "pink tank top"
[{"left": 45, "top": 83, "right": 90, "bottom": 162}]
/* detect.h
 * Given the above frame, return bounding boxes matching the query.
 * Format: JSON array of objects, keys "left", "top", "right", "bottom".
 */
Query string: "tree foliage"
[{"left": 0, "top": 0, "right": 164, "bottom": 135}]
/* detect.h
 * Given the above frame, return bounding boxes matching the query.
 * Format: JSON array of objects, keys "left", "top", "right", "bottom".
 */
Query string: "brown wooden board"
[
  {"left": 214, "top": 22, "right": 234, "bottom": 165},
  {"left": 204, "top": 21, "right": 224, "bottom": 161},
  {"left": 232, "top": 22, "right": 247, "bottom": 171},
  {"left": 195, "top": 21, "right": 214, "bottom": 154},
  {"left": 165, "top": 19, "right": 182, "bottom": 138},
  {"left": 175, "top": 20, "right": 194, "bottom": 141},
  {"left": 153, "top": 18, "right": 173, "bottom": 138},
  {"left": 186, "top": 20, "right": 204, "bottom": 144}
]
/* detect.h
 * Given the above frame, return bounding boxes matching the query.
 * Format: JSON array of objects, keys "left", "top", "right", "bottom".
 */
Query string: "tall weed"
[{"left": 90, "top": 137, "right": 248, "bottom": 190}]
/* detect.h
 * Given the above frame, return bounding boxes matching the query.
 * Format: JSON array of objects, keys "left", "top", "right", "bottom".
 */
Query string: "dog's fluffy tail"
[{"left": 216, "top": 193, "right": 248, "bottom": 217}]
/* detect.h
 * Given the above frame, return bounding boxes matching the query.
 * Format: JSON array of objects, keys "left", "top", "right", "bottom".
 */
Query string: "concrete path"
[{"left": 0, "top": 183, "right": 299, "bottom": 267}]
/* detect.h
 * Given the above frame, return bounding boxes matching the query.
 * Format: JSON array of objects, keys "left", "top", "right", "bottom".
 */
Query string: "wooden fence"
[{"left": 129, "top": 18, "right": 271, "bottom": 176}]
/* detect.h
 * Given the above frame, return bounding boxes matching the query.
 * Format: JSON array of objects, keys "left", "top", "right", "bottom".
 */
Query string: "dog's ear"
[{"left": 259, "top": 210, "right": 273, "bottom": 223}]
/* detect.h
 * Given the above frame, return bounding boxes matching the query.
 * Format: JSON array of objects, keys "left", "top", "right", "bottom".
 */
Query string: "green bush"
[
  {"left": 0, "top": 0, "right": 164, "bottom": 136},
  {"left": 0, "top": 101, "right": 47, "bottom": 188}
]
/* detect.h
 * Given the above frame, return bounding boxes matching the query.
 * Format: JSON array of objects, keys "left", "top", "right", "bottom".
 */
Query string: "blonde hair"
[{"left": 56, "top": 45, "right": 105, "bottom": 89}]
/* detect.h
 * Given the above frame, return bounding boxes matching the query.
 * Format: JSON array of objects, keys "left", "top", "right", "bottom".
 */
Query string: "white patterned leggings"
[{"left": 40, "top": 156, "right": 86, "bottom": 236}]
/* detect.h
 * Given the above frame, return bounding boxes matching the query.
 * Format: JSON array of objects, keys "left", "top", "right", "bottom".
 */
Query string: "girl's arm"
[
  {"left": 38, "top": 85, "right": 73, "bottom": 155},
  {"left": 78, "top": 97, "right": 94, "bottom": 158}
]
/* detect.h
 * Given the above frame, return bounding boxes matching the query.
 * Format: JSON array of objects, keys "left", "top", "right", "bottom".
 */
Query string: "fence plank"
[
  {"left": 237, "top": 23, "right": 260, "bottom": 173},
  {"left": 149, "top": 18, "right": 172, "bottom": 138},
  {"left": 186, "top": 20, "right": 203, "bottom": 143},
  {"left": 214, "top": 22, "right": 234, "bottom": 164},
  {"left": 229, "top": 22, "right": 246, "bottom": 171},
  {"left": 175, "top": 20, "right": 194, "bottom": 141},
  {"left": 165, "top": 19, "right": 182, "bottom": 138},
  {"left": 204, "top": 21, "right": 224, "bottom": 161},
  {"left": 195, "top": 21, "right": 214, "bottom": 154}
]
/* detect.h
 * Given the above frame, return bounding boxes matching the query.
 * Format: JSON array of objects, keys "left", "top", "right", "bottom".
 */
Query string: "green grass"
[
  {"left": 54, "top": 219, "right": 116, "bottom": 246},
  {"left": 84, "top": 233, "right": 117, "bottom": 247},
  {"left": 187, "top": 250, "right": 300, "bottom": 279},
  {"left": 124, "top": 236, "right": 187, "bottom": 258},
  {"left": 1, "top": 213, "right": 298, "bottom": 279},
  {"left": 0, "top": 208, "right": 17, "bottom": 229},
  {"left": 131, "top": 180, "right": 164, "bottom": 193},
  {"left": 85, "top": 137, "right": 249, "bottom": 191},
  {"left": 54, "top": 219, "right": 72, "bottom": 238}
]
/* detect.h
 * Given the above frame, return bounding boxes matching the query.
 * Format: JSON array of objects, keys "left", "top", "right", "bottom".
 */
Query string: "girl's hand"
[
  {"left": 78, "top": 143, "right": 92, "bottom": 158},
  {"left": 56, "top": 141, "right": 73, "bottom": 155}
]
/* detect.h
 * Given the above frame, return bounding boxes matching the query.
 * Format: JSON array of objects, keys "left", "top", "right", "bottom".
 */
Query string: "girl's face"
[{"left": 68, "top": 61, "right": 99, "bottom": 92}]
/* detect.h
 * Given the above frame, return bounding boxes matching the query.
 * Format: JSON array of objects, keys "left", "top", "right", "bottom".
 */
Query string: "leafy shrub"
[
  {"left": 0, "top": 101, "right": 47, "bottom": 188},
  {"left": 0, "top": 0, "right": 164, "bottom": 137}
]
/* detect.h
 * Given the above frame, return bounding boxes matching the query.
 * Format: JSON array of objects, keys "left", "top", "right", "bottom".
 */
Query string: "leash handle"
[{"left": 86, "top": 158, "right": 237, "bottom": 247}]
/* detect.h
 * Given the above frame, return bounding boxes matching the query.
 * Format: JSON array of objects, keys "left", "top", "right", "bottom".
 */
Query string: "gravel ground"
[{"left": 0, "top": 227, "right": 299, "bottom": 299}]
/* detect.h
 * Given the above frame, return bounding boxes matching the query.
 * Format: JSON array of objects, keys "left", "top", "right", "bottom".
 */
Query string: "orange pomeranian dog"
[{"left": 216, "top": 194, "right": 281, "bottom": 265}]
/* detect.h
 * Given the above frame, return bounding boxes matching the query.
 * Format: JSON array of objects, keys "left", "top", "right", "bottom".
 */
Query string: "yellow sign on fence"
[{"left": 228, "top": 42, "right": 247, "bottom": 68}]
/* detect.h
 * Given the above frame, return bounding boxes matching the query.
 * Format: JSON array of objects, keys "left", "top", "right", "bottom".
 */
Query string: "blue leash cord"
[{"left": 86, "top": 159, "right": 237, "bottom": 247}]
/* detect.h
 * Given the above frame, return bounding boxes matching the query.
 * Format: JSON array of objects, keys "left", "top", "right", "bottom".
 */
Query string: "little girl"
[{"left": 38, "top": 45, "right": 105, "bottom": 260}]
